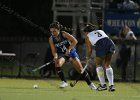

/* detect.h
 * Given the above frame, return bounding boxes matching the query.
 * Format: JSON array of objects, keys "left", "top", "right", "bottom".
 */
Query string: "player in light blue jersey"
[
  {"left": 49, "top": 22, "right": 96, "bottom": 90},
  {"left": 83, "top": 24, "right": 115, "bottom": 91}
]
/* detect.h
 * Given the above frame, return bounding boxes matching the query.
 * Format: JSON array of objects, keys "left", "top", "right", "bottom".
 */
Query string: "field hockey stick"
[
  {"left": 70, "top": 62, "right": 89, "bottom": 87},
  {"left": 31, "top": 60, "right": 54, "bottom": 72},
  {"left": 31, "top": 55, "right": 65, "bottom": 72}
]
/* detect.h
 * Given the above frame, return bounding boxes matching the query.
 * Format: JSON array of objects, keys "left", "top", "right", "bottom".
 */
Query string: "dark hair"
[
  {"left": 49, "top": 21, "right": 62, "bottom": 30},
  {"left": 49, "top": 21, "right": 72, "bottom": 31},
  {"left": 83, "top": 23, "right": 96, "bottom": 32},
  {"left": 119, "top": 26, "right": 126, "bottom": 38}
]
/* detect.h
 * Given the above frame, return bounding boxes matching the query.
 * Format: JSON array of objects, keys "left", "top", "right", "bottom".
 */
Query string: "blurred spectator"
[
  {"left": 122, "top": 0, "right": 139, "bottom": 9},
  {"left": 116, "top": 25, "right": 137, "bottom": 81}
]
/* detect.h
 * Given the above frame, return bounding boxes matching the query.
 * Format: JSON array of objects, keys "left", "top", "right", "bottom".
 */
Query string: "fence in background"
[{"left": 0, "top": 37, "right": 140, "bottom": 82}]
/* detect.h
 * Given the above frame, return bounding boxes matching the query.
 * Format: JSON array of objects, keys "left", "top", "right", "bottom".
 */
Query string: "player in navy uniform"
[
  {"left": 83, "top": 24, "right": 115, "bottom": 91},
  {"left": 49, "top": 22, "right": 96, "bottom": 89}
]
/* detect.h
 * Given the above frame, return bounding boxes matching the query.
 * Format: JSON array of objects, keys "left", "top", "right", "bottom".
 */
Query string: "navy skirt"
[{"left": 95, "top": 37, "right": 115, "bottom": 57}]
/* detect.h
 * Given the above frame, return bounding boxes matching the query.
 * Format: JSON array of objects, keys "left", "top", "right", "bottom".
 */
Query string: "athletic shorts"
[
  {"left": 95, "top": 37, "right": 115, "bottom": 57},
  {"left": 58, "top": 48, "right": 79, "bottom": 61}
]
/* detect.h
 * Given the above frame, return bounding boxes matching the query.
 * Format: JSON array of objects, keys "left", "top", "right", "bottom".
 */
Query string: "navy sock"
[
  {"left": 56, "top": 67, "right": 67, "bottom": 82},
  {"left": 82, "top": 70, "right": 91, "bottom": 85}
]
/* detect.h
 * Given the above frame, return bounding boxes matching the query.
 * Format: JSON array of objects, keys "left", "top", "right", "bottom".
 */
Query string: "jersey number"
[
  {"left": 59, "top": 45, "right": 67, "bottom": 53},
  {"left": 95, "top": 32, "right": 102, "bottom": 37}
]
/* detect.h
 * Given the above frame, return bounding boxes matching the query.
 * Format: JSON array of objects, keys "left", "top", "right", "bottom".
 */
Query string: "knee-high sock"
[
  {"left": 56, "top": 67, "right": 67, "bottom": 82},
  {"left": 96, "top": 67, "right": 106, "bottom": 85},
  {"left": 106, "top": 67, "right": 114, "bottom": 86},
  {"left": 82, "top": 70, "right": 91, "bottom": 85}
]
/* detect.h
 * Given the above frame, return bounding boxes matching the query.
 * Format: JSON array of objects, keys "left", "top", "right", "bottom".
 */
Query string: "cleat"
[
  {"left": 97, "top": 84, "right": 107, "bottom": 91},
  {"left": 109, "top": 85, "right": 115, "bottom": 92},
  {"left": 59, "top": 81, "right": 68, "bottom": 88},
  {"left": 89, "top": 83, "right": 97, "bottom": 90}
]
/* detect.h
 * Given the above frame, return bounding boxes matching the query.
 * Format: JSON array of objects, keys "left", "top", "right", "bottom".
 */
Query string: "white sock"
[
  {"left": 96, "top": 67, "right": 106, "bottom": 85},
  {"left": 106, "top": 67, "right": 114, "bottom": 86}
]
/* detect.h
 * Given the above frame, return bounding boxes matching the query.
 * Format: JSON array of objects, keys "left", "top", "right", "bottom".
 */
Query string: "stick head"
[
  {"left": 70, "top": 82, "right": 74, "bottom": 87},
  {"left": 31, "top": 69, "right": 37, "bottom": 72}
]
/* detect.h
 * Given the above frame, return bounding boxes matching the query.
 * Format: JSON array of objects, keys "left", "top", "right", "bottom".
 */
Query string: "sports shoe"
[
  {"left": 97, "top": 84, "right": 107, "bottom": 91},
  {"left": 109, "top": 85, "right": 115, "bottom": 92},
  {"left": 89, "top": 83, "right": 97, "bottom": 90},
  {"left": 59, "top": 81, "right": 68, "bottom": 88}
]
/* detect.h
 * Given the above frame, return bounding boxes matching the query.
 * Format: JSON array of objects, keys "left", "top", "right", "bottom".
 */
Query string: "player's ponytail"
[{"left": 83, "top": 23, "right": 96, "bottom": 32}]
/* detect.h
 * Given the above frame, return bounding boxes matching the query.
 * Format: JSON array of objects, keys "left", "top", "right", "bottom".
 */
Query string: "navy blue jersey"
[
  {"left": 52, "top": 32, "right": 71, "bottom": 54},
  {"left": 52, "top": 32, "right": 79, "bottom": 59}
]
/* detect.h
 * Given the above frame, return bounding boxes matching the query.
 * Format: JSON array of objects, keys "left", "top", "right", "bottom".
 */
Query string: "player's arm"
[
  {"left": 49, "top": 36, "right": 58, "bottom": 59},
  {"left": 130, "top": 33, "right": 137, "bottom": 40},
  {"left": 62, "top": 31, "right": 78, "bottom": 54},
  {"left": 85, "top": 32, "right": 92, "bottom": 60}
]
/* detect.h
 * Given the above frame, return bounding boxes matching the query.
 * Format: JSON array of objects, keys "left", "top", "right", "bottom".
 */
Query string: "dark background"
[
  {"left": 0, "top": 0, "right": 54, "bottom": 77},
  {"left": 0, "top": 0, "right": 53, "bottom": 37}
]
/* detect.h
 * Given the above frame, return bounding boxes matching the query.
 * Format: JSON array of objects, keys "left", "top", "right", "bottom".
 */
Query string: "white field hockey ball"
[{"left": 33, "top": 84, "right": 38, "bottom": 89}]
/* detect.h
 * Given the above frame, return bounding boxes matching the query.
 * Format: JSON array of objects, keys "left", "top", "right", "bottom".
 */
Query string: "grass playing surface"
[{"left": 0, "top": 78, "right": 139, "bottom": 100}]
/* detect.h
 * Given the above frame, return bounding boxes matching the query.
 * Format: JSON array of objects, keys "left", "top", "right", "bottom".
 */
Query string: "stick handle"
[
  {"left": 81, "top": 64, "right": 88, "bottom": 74},
  {"left": 32, "top": 60, "right": 53, "bottom": 72}
]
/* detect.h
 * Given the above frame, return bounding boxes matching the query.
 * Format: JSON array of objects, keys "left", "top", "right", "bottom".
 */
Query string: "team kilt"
[{"left": 95, "top": 37, "right": 115, "bottom": 57}]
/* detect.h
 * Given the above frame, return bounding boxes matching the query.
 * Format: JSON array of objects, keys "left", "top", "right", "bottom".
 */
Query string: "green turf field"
[{"left": 0, "top": 78, "right": 139, "bottom": 100}]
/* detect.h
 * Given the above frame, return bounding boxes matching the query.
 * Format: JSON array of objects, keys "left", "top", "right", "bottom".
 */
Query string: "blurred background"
[{"left": 0, "top": 0, "right": 140, "bottom": 82}]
